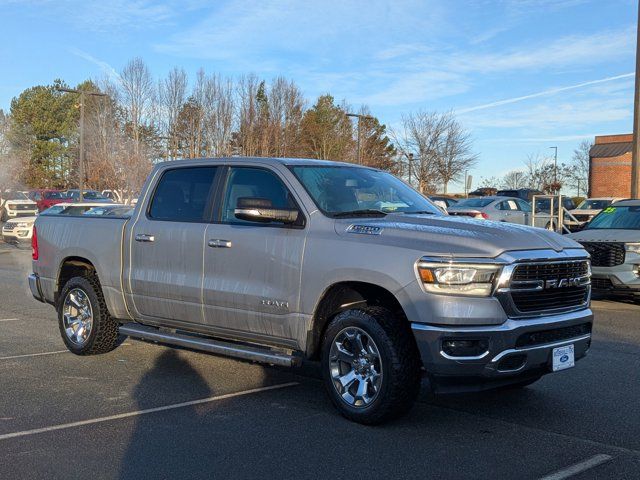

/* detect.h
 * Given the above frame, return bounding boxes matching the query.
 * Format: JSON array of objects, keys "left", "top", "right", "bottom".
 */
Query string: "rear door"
[
  {"left": 202, "top": 165, "right": 307, "bottom": 345},
  {"left": 128, "top": 166, "right": 219, "bottom": 325}
]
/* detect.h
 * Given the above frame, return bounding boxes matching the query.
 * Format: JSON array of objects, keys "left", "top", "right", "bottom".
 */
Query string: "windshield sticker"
[{"left": 602, "top": 207, "right": 616, "bottom": 214}]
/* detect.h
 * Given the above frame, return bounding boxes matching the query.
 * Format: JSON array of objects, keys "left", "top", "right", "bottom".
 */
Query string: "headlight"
[
  {"left": 417, "top": 261, "right": 502, "bottom": 297},
  {"left": 625, "top": 243, "right": 640, "bottom": 254}
]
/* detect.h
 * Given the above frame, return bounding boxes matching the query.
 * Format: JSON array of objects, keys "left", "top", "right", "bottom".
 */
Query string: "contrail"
[
  {"left": 68, "top": 47, "right": 121, "bottom": 81},
  {"left": 457, "top": 72, "right": 634, "bottom": 114}
]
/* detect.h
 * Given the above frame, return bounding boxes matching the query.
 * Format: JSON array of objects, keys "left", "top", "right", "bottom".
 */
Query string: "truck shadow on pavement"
[{"left": 118, "top": 349, "right": 285, "bottom": 479}]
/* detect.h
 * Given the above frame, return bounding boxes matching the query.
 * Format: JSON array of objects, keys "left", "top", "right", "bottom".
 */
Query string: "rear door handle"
[
  {"left": 135, "top": 234, "right": 155, "bottom": 243},
  {"left": 208, "top": 239, "right": 232, "bottom": 248}
]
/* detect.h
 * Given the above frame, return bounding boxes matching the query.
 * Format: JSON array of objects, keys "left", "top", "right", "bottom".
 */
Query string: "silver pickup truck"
[{"left": 28, "top": 158, "right": 593, "bottom": 424}]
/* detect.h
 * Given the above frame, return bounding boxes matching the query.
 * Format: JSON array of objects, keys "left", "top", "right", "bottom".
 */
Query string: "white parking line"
[
  {"left": 0, "top": 343, "right": 131, "bottom": 360},
  {"left": 0, "top": 382, "right": 298, "bottom": 441},
  {"left": 0, "top": 318, "right": 19, "bottom": 322},
  {"left": 539, "top": 454, "right": 613, "bottom": 480},
  {"left": 0, "top": 350, "right": 69, "bottom": 360}
]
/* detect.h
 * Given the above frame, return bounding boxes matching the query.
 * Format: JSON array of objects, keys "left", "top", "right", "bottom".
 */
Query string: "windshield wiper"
[
  {"left": 399, "top": 210, "right": 436, "bottom": 215},
  {"left": 332, "top": 209, "right": 388, "bottom": 218}
]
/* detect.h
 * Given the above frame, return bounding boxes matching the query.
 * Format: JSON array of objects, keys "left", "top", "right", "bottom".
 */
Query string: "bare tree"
[
  {"left": 158, "top": 67, "right": 188, "bottom": 160},
  {"left": 436, "top": 117, "right": 477, "bottom": 194},
  {"left": 119, "top": 57, "right": 155, "bottom": 156},
  {"left": 201, "top": 74, "right": 235, "bottom": 157},
  {"left": 501, "top": 170, "right": 525, "bottom": 189},
  {"left": 235, "top": 74, "right": 260, "bottom": 156},
  {"left": 568, "top": 139, "right": 592, "bottom": 196}
]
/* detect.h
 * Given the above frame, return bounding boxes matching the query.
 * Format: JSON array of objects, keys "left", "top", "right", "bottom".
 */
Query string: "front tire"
[
  {"left": 57, "top": 275, "right": 120, "bottom": 355},
  {"left": 321, "top": 307, "right": 421, "bottom": 425}
]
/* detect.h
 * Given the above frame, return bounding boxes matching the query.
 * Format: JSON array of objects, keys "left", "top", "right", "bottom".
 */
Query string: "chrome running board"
[{"left": 119, "top": 322, "right": 300, "bottom": 367}]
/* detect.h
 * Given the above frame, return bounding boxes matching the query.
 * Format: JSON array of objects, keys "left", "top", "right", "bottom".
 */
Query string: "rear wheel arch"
[
  {"left": 56, "top": 257, "right": 98, "bottom": 302},
  {"left": 306, "top": 281, "right": 411, "bottom": 359}
]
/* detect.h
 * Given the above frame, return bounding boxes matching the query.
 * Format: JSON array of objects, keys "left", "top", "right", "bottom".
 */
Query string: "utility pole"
[
  {"left": 346, "top": 113, "right": 372, "bottom": 165},
  {"left": 632, "top": 0, "right": 640, "bottom": 198},
  {"left": 407, "top": 153, "right": 414, "bottom": 186},
  {"left": 56, "top": 87, "right": 108, "bottom": 202},
  {"left": 549, "top": 146, "right": 558, "bottom": 186}
]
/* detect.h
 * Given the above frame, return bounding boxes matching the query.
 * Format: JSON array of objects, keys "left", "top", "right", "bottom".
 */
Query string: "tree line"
[
  {"left": 0, "top": 57, "right": 509, "bottom": 196},
  {"left": 478, "top": 140, "right": 591, "bottom": 197}
]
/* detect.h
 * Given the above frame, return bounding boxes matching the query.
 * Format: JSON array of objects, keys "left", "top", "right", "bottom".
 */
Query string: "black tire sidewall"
[
  {"left": 321, "top": 308, "right": 419, "bottom": 424},
  {"left": 57, "top": 276, "right": 104, "bottom": 354}
]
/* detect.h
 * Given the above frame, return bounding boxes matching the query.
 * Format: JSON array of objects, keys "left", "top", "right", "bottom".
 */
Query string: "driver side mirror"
[{"left": 234, "top": 197, "right": 299, "bottom": 224}]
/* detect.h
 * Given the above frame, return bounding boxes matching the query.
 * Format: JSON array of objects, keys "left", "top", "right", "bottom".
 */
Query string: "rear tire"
[
  {"left": 321, "top": 307, "right": 421, "bottom": 425},
  {"left": 57, "top": 275, "right": 120, "bottom": 355}
]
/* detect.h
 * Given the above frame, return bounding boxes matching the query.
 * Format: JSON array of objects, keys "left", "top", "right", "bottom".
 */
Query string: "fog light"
[{"left": 442, "top": 338, "right": 489, "bottom": 358}]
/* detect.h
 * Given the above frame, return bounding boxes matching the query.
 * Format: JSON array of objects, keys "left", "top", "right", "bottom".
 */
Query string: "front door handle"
[
  {"left": 135, "top": 233, "right": 155, "bottom": 243},
  {"left": 208, "top": 239, "right": 232, "bottom": 248}
]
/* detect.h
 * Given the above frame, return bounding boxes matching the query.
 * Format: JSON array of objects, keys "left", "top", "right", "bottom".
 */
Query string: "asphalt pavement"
[{"left": 0, "top": 242, "right": 638, "bottom": 479}]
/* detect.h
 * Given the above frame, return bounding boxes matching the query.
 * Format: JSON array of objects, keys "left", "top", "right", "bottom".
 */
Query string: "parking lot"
[{"left": 0, "top": 242, "right": 639, "bottom": 479}]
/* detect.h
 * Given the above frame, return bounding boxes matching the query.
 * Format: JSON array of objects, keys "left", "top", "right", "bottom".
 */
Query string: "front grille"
[
  {"left": 591, "top": 277, "right": 614, "bottom": 290},
  {"left": 11, "top": 204, "right": 35, "bottom": 211},
  {"left": 574, "top": 214, "right": 592, "bottom": 222},
  {"left": 510, "top": 261, "right": 590, "bottom": 314},
  {"left": 513, "top": 261, "right": 589, "bottom": 281},
  {"left": 515, "top": 323, "right": 592, "bottom": 348},
  {"left": 2, "top": 224, "right": 15, "bottom": 231},
  {"left": 579, "top": 242, "right": 625, "bottom": 267}
]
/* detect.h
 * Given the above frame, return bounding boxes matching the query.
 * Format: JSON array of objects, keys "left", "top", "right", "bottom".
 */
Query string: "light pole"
[
  {"left": 57, "top": 87, "right": 108, "bottom": 201},
  {"left": 346, "top": 113, "right": 373, "bottom": 165},
  {"left": 632, "top": 0, "right": 640, "bottom": 197},
  {"left": 549, "top": 146, "right": 558, "bottom": 187}
]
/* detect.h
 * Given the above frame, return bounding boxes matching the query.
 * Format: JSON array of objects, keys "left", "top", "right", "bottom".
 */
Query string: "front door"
[
  {"left": 128, "top": 166, "right": 218, "bottom": 325},
  {"left": 202, "top": 166, "right": 307, "bottom": 346}
]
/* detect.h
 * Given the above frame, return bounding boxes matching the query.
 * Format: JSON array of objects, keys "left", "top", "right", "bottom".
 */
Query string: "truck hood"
[
  {"left": 335, "top": 213, "right": 581, "bottom": 258},
  {"left": 569, "top": 209, "right": 600, "bottom": 216},
  {"left": 568, "top": 228, "right": 639, "bottom": 243},
  {"left": 5, "top": 216, "right": 37, "bottom": 225}
]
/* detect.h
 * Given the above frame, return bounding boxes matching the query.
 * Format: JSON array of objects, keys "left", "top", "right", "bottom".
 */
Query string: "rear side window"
[{"left": 149, "top": 167, "right": 218, "bottom": 222}]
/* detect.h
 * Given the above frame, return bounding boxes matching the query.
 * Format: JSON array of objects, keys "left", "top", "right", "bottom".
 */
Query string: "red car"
[{"left": 28, "top": 189, "right": 71, "bottom": 212}]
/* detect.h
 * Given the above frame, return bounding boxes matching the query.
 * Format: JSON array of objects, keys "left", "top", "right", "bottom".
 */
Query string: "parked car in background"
[
  {"left": 497, "top": 188, "right": 545, "bottom": 202},
  {"left": 428, "top": 196, "right": 458, "bottom": 211},
  {"left": 533, "top": 197, "right": 577, "bottom": 231},
  {"left": 84, "top": 205, "right": 133, "bottom": 216},
  {"left": 568, "top": 197, "right": 625, "bottom": 230},
  {"left": 447, "top": 196, "right": 531, "bottom": 224},
  {"left": 568, "top": 200, "right": 640, "bottom": 298},
  {"left": 468, "top": 187, "right": 497, "bottom": 197},
  {"left": 64, "top": 190, "right": 113, "bottom": 203},
  {"left": 101, "top": 190, "right": 139, "bottom": 205},
  {"left": 27, "top": 189, "right": 71, "bottom": 212},
  {"left": 2, "top": 202, "right": 124, "bottom": 243},
  {"left": 0, "top": 191, "right": 38, "bottom": 222}
]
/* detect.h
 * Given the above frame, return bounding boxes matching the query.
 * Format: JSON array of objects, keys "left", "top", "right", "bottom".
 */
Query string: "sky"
[{"left": 0, "top": 0, "right": 636, "bottom": 191}]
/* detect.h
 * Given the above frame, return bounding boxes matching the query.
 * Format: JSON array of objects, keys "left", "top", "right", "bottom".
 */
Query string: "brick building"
[{"left": 589, "top": 134, "right": 633, "bottom": 197}]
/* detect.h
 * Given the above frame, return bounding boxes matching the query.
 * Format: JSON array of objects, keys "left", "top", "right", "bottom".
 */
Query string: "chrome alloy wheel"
[
  {"left": 329, "top": 327, "right": 383, "bottom": 408},
  {"left": 62, "top": 288, "right": 93, "bottom": 346}
]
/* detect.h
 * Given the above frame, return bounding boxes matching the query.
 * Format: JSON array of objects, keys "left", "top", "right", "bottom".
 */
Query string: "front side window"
[
  {"left": 291, "top": 166, "right": 441, "bottom": 216},
  {"left": 516, "top": 200, "right": 532, "bottom": 212},
  {"left": 43, "top": 191, "right": 63, "bottom": 200},
  {"left": 149, "top": 167, "right": 218, "bottom": 222},
  {"left": 577, "top": 199, "right": 612, "bottom": 210},
  {"left": 221, "top": 167, "right": 297, "bottom": 224}
]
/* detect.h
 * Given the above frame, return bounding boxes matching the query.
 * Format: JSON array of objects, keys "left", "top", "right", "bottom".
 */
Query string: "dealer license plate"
[{"left": 552, "top": 344, "right": 575, "bottom": 372}]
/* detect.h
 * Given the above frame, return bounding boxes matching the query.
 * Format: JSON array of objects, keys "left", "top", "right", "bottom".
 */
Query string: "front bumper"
[
  {"left": 7, "top": 210, "right": 38, "bottom": 218},
  {"left": 2, "top": 227, "right": 32, "bottom": 242},
  {"left": 412, "top": 308, "right": 592, "bottom": 390}
]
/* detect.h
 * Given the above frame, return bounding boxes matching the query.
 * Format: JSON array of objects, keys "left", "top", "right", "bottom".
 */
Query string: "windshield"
[
  {"left": 43, "top": 191, "right": 63, "bottom": 199},
  {"left": 454, "top": 198, "right": 494, "bottom": 208},
  {"left": 41, "top": 205, "right": 67, "bottom": 215},
  {"left": 67, "top": 190, "right": 108, "bottom": 200},
  {"left": 3, "top": 191, "right": 28, "bottom": 200},
  {"left": 577, "top": 199, "right": 612, "bottom": 210},
  {"left": 290, "top": 166, "right": 442, "bottom": 216},
  {"left": 586, "top": 206, "right": 640, "bottom": 230}
]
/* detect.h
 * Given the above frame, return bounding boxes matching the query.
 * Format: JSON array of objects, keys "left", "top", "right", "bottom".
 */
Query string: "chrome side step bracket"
[{"left": 118, "top": 322, "right": 300, "bottom": 367}]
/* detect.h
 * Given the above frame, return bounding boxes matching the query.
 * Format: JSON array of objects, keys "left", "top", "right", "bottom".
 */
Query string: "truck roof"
[{"left": 154, "top": 157, "right": 372, "bottom": 169}]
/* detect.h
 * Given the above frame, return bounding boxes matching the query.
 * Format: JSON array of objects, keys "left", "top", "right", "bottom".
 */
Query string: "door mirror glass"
[{"left": 234, "top": 197, "right": 299, "bottom": 224}]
